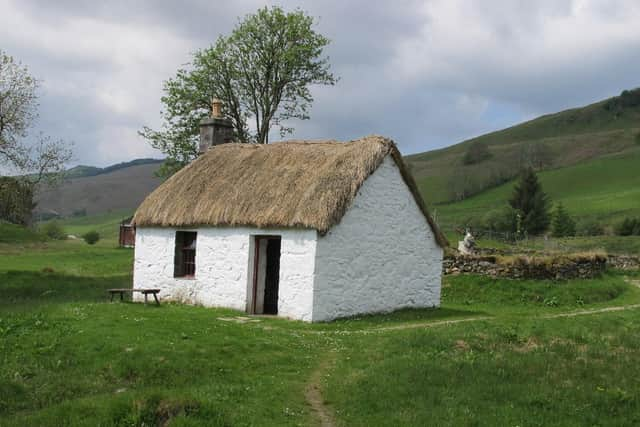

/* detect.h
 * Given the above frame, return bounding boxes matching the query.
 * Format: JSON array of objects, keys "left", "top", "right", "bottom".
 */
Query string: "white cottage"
[{"left": 132, "top": 132, "right": 447, "bottom": 321}]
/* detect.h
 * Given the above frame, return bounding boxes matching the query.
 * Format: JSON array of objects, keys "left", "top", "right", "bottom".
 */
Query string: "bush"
[
  {"left": 614, "top": 217, "right": 640, "bottom": 236},
  {"left": 40, "top": 221, "right": 67, "bottom": 240},
  {"left": 82, "top": 230, "right": 100, "bottom": 245},
  {"left": 72, "top": 208, "right": 87, "bottom": 217},
  {"left": 577, "top": 219, "right": 605, "bottom": 236},
  {"left": 483, "top": 206, "right": 518, "bottom": 233}
]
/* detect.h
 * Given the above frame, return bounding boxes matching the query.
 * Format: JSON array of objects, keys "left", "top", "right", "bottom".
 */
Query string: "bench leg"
[
  {"left": 153, "top": 293, "right": 160, "bottom": 306},
  {"left": 110, "top": 293, "right": 114, "bottom": 302},
  {"left": 144, "top": 293, "right": 148, "bottom": 305},
  {"left": 120, "top": 292, "right": 123, "bottom": 302}
]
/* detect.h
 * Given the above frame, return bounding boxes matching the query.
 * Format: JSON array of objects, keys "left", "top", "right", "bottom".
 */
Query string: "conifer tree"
[
  {"left": 551, "top": 202, "right": 576, "bottom": 237},
  {"left": 509, "top": 167, "right": 550, "bottom": 235}
]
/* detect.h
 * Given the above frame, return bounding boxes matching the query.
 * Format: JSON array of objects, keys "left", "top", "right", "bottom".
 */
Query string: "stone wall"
[
  {"left": 608, "top": 255, "right": 640, "bottom": 270},
  {"left": 443, "top": 254, "right": 607, "bottom": 280}
]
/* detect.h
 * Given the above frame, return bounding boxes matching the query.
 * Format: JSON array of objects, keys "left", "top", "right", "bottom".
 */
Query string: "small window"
[{"left": 174, "top": 231, "right": 197, "bottom": 278}]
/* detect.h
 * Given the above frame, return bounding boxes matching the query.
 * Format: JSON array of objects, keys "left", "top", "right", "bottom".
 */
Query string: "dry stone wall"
[{"left": 443, "top": 254, "right": 607, "bottom": 280}]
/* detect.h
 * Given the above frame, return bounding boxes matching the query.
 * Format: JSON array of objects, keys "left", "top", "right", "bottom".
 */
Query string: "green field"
[
  {"left": 433, "top": 149, "right": 640, "bottom": 233},
  {"left": 2, "top": 224, "right": 640, "bottom": 425},
  {"left": 34, "top": 209, "right": 133, "bottom": 246}
]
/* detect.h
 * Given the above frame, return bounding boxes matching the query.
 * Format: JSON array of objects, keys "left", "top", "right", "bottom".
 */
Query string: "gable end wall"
[{"left": 312, "top": 155, "right": 443, "bottom": 321}]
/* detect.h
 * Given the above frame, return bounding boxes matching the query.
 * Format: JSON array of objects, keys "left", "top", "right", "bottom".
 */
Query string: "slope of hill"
[
  {"left": 407, "top": 88, "right": 640, "bottom": 205},
  {"left": 434, "top": 149, "right": 640, "bottom": 232},
  {"left": 36, "top": 162, "right": 162, "bottom": 217},
  {"left": 64, "top": 158, "right": 163, "bottom": 179}
]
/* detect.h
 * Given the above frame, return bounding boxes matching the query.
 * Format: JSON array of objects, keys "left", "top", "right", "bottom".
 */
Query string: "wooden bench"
[{"left": 108, "top": 288, "right": 161, "bottom": 305}]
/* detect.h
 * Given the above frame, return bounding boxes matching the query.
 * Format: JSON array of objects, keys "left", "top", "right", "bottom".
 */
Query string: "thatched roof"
[{"left": 133, "top": 136, "right": 447, "bottom": 247}]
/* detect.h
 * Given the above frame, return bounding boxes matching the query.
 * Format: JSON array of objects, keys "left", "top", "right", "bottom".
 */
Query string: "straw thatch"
[{"left": 133, "top": 135, "right": 447, "bottom": 247}]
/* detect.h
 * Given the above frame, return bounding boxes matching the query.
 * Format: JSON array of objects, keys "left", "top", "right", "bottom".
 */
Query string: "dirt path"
[
  {"left": 541, "top": 303, "right": 640, "bottom": 318},
  {"left": 305, "top": 353, "right": 337, "bottom": 427}
]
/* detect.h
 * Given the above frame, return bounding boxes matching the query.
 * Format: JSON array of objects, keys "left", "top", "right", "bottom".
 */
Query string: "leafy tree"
[
  {"left": 604, "top": 88, "right": 640, "bottom": 112},
  {"left": 483, "top": 205, "right": 518, "bottom": 233},
  {"left": 0, "top": 176, "right": 35, "bottom": 225},
  {"left": 40, "top": 221, "right": 66, "bottom": 240},
  {"left": 0, "top": 50, "right": 72, "bottom": 223},
  {"left": 550, "top": 202, "right": 576, "bottom": 237},
  {"left": 141, "top": 6, "right": 337, "bottom": 178},
  {"left": 462, "top": 142, "right": 491, "bottom": 165},
  {"left": 509, "top": 168, "right": 550, "bottom": 235}
]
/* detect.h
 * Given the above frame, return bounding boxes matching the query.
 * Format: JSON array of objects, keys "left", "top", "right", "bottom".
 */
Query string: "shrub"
[
  {"left": 577, "top": 219, "right": 605, "bottom": 236},
  {"left": 72, "top": 208, "right": 87, "bottom": 217},
  {"left": 40, "top": 221, "right": 67, "bottom": 240},
  {"left": 551, "top": 202, "right": 576, "bottom": 237},
  {"left": 483, "top": 206, "right": 518, "bottom": 233},
  {"left": 614, "top": 217, "right": 640, "bottom": 236},
  {"left": 82, "top": 230, "right": 100, "bottom": 245}
]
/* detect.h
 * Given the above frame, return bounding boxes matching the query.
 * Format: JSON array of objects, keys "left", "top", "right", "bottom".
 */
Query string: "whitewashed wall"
[
  {"left": 312, "top": 155, "right": 443, "bottom": 321},
  {"left": 133, "top": 226, "right": 317, "bottom": 321}
]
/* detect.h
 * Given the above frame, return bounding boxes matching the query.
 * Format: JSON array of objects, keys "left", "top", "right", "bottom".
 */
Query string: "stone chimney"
[{"left": 199, "top": 98, "right": 234, "bottom": 154}]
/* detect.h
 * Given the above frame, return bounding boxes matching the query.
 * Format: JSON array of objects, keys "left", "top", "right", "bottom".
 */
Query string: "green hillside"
[
  {"left": 407, "top": 88, "right": 640, "bottom": 204},
  {"left": 434, "top": 148, "right": 640, "bottom": 232}
]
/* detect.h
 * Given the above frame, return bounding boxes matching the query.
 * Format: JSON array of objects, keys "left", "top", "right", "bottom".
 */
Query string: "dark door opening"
[
  {"left": 263, "top": 238, "right": 281, "bottom": 314},
  {"left": 250, "top": 236, "right": 281, "bottom": 315}
]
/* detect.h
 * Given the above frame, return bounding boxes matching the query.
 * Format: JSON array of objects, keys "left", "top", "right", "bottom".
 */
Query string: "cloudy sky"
[{"left": 2, "top": 0, "right": 640, "bottom": 167}]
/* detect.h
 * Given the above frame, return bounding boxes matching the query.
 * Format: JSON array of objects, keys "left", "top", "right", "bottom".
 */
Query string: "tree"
[
  {"left": 0, "top": 50, "right": 72, "bottom": 224},
  {"left": 141, "top": 6, "right": 337, "bottom": 178},
  {"left": 0, "top": 176, "right": 34, "bottom": 225},
  {"left": 462, "top": 142, "right": 491, "bottom": 165},
  {"left": 615, "top": 217, "right": 640, "bottom": 236},
  {"left": 550, "top": 202, "right": 576, "bottom": 237},
  {"left": 509, "top": 168, "right": 550, "bottom": 235}
]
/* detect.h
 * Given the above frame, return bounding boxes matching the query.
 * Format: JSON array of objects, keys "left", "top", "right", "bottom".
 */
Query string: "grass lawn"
[
  {"left": 2, "top": 235, "right": 640, "bottom": 425},
  {"left": 325, "top": 310, "right": 640, "bottom": 426}
]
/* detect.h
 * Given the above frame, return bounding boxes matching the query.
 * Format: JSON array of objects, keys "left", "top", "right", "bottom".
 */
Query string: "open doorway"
[{"left": 249, "top": 236, "right": 281, "bottom": 315}]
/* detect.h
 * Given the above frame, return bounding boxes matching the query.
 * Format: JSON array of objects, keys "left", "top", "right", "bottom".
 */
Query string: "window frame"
[{"left": 174, "top": 231, "right": 197, "bottom": 279}]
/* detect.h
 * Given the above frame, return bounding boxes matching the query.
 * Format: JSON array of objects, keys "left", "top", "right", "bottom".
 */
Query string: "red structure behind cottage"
[{"left": 119, "top": 217, "right": 135, "bottom": 248}]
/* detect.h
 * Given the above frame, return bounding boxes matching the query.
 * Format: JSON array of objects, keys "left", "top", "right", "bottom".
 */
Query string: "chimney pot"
[{"left": 212, "top": 98, "right": 222, "bottom": 118}]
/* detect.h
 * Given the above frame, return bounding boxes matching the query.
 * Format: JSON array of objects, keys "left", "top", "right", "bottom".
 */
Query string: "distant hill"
[
  {"left": 406, "top": 88, "right": 640, "bottom": 205},
  {"left": 64, "top": 158, "right": 163, "bottom": 179},
  {"left": 36, "top": 160, "right": 164, "bottom": 218}
]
